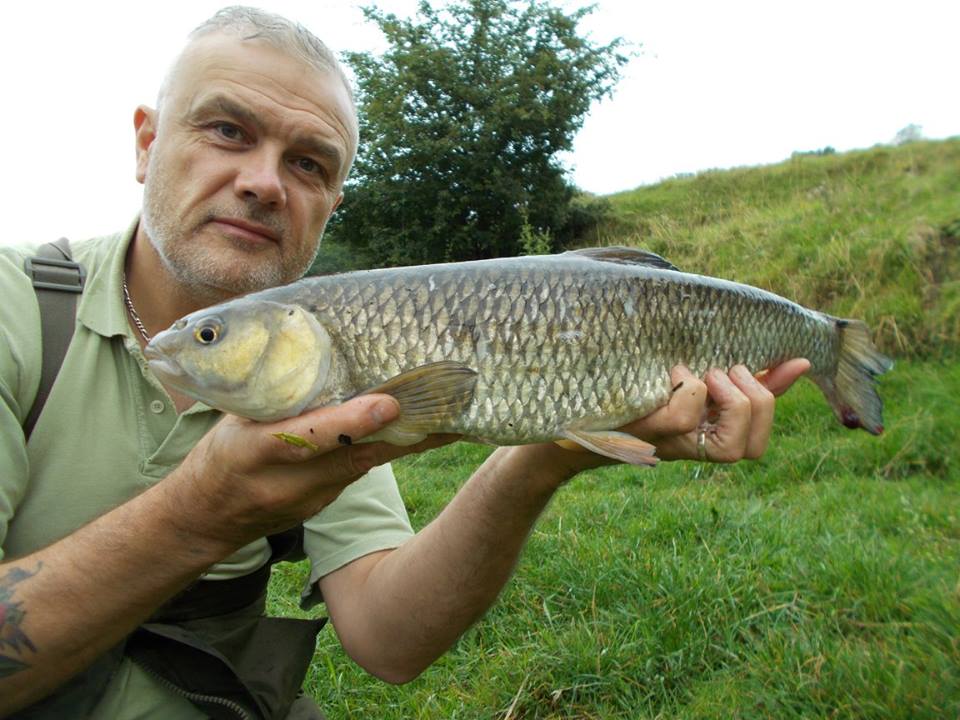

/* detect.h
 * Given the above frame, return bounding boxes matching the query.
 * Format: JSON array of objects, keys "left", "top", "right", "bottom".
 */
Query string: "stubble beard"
[{"left": 141, "top": 167, "right": 321, "bottom": 305}]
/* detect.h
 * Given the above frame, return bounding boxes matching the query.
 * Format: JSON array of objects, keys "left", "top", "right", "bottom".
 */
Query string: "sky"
[{"left": 2, "top": 0, "right": 956, "bottom": 247}]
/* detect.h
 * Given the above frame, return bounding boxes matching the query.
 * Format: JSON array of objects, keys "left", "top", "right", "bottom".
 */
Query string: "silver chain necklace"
[{"left": 122, "top": 277, "right": 151, "bottom": 342}]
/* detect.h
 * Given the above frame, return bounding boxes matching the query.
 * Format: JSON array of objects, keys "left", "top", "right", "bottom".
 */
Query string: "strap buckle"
[{"left": 24, "top": 255, "right": 86, "bottom": 293}]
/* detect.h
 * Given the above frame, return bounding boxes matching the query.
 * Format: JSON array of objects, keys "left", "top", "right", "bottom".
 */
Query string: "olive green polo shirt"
[{"left": 0, "top": 220, "right": 414, "bottom": 717}]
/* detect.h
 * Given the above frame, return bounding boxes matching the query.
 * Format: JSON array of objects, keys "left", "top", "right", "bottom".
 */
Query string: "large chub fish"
[{"left": 145, "top": 248, "right": 892, "bottom": 465}]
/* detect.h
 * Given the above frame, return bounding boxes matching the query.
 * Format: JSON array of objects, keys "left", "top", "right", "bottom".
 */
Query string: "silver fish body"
[{"left": 146, "top": 248, "right": 892, "bottom": 463}]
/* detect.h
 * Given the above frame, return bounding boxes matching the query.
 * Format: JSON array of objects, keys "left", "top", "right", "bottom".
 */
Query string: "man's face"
[{"left": 135, "top": 34, "right": 355, "bottom": 300}]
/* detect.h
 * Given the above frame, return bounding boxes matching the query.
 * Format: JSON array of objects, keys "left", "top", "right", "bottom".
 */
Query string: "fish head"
[{"left": 145, "top": 298, "right": 333, "bottom": 421}]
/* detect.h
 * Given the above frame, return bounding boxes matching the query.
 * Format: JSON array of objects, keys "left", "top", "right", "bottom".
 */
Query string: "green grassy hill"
[
  {"left": 594, "top": 138, "right": 960, "bottom": 358},
  {"left": 271, "top": 139, "right": 960, "bottom": 718}
]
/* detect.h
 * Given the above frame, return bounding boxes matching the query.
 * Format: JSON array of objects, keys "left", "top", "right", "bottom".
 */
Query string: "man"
[{"left": 0, "top": 6, "right": 809, "bottom": 718}]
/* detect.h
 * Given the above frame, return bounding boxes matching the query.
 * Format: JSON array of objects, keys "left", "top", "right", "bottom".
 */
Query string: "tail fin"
[{"left": 813, "top": 319, "right": 893, "bottom": 435}]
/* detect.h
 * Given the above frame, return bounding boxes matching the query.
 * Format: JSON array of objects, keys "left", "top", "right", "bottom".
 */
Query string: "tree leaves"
[{"left": 326, "top": 0, "right": 628, "bottom": 267}]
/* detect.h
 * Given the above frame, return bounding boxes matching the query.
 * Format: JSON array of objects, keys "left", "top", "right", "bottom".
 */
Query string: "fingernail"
[{"left": 371, "top": 398, "right": 399, "bottom": 425}]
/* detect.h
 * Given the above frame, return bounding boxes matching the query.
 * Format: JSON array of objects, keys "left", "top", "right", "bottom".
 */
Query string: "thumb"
[
  {"left": 758, "top": 358, "right": 811, "bottom": 397},
  {"left": 224, "top": 395, "right": 401, "bottom": 464}
]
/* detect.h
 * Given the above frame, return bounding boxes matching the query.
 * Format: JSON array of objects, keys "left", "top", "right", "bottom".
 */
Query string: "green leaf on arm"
[{"left": 272, "top": 432, "right": 321, "bottom": 453}]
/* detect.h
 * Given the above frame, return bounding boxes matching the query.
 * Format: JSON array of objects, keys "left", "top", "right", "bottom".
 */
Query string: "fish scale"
[
  {"left": 146, "top": 248, "right": 892, "bottom": 464},
  {"left": 284, "top": 257, "right": 827, "bottom": 442}
]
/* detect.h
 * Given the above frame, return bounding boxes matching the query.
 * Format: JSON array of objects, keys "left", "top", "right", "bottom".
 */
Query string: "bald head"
[{"left": 157, "top": 6, "right": 358, "bottom": 168}]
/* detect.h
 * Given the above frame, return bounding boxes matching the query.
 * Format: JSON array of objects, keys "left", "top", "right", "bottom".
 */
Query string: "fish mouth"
[
  {"left": 144, "top": 346, "right": 185, "bottom": 382},
  {"left": 143, "top": 345, "right": 244, "bottom": 399},
  {"left": 144, "top": 354, "right": 212, "bottom": 403}
]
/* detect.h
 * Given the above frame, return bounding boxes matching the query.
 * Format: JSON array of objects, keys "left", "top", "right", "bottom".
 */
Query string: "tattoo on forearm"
[{"left": 0, "top": 562, "right": 42, "bottom": 678}]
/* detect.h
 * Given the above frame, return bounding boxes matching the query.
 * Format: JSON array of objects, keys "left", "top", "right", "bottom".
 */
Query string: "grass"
[
  {"left": 599, "top": 139, "right": 960, "bottom": 358},
  {"left": 268, "top": 140, "right": 960, "bottom": 717},
  {"left": 269, "top": 360, "right": 959, "bottom": 718}
]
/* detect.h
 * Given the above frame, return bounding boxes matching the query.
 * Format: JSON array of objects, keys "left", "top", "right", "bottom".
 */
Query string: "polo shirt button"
[{"left": 150, "top": 400, "right": 165, "bottom": 414}]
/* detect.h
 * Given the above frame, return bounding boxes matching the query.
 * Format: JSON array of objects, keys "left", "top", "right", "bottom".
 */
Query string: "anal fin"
[
  {"left": 363, "top": 426, "right": 428, "bottom": 447},
  {"left": 562, "top": 429, "right": 658, "bottom": 466}
]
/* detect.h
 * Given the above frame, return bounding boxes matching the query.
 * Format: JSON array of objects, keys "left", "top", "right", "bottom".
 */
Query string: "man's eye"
[
  {"left": 294, "top": 157, "right": 322, "bottom": 175},
  {"left": 214, "top": 123, "right": 244, "bottom": 141}
]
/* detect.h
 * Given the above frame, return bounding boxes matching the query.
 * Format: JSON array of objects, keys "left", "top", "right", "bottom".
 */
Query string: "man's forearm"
[
  {"left": 323, "top": 363, "right": 810, "bottom": 682},
  {"left": 0, "top": 395, "right": 411, "bottom": 714},
  {"left": 0, "top": 479, "right": 235, "bottom": 715},
  {"left": 322, "top": 443, "right": 600, "bottom": 682}
]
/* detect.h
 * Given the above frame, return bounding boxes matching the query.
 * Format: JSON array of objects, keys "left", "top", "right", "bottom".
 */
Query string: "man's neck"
[
  {"left": 124, "top": 226, "right": 226, "bottom": 342},
  {"left": 125, "top": 227, "right": 222, "bottom": 414}
]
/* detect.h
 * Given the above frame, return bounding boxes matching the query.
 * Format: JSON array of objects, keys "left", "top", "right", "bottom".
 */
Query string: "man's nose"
[{"left": 234, "top": 147, "right": 286, "bottom": 209}]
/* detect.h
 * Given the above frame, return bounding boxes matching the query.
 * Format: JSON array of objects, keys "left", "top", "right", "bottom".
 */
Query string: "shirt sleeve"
[
  {"left": 0, "top": 247, "right": 43, "bottom": 561},
  {"left": 299, "top": 463, "right": 413, "bottom": 608}
]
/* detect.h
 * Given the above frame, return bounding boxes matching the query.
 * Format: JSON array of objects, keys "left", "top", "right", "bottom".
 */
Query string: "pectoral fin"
[
  {"left": 358, "top": 361, "right": 478, "bottom": 442},
  {"left": 562, "top": 429, "right": 659, "bottom": 466}
]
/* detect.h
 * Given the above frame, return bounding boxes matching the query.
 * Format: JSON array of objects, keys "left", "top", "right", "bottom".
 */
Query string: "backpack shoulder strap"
[{"left": 22, "top": 238, "right": 86, "bottom": 439}]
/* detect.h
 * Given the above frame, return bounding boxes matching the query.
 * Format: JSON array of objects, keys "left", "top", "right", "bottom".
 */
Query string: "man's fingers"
[
  {"left": 625, "top": 365, "right": 705, "bottom": 439},
  {"left": 759, "top": 358, "right": 811, "bottom": 397},
  {"left": 728, "top": 365, "right": 775, "bottom": 458},
  {"left": 271, "top": 412, "right": 458, "bottom": 483},
  {"left": 261, "top": 394, "right": 401, "bottom": 463},
  {"left": 702, "top": 369, "right": 753, "bottom": 462}
]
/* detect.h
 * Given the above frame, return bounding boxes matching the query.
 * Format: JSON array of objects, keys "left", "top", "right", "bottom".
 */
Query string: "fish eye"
[{"left": 194, "top": 323, "right": 221, "bottom": 345}]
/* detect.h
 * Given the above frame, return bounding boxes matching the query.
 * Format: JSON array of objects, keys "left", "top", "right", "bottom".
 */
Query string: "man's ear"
[{"left": 134, "top": 106, "right": 158, "bottom": 185}]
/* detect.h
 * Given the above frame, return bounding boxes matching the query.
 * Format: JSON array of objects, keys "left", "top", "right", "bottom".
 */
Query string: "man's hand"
[
  {"left": 547, "top": 359, "right": 811, "bottom": 476},
  {"left": 163, "top": 394, "right": 455, "bottom": 553},
  {"left": 624, "top": 359, "right": 811, "bottom": 462}
]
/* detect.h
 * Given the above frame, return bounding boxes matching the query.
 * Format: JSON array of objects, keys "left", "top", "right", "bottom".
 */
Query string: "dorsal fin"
[{"left": 566, "top": 246, "right": 680, "bottom": 272}]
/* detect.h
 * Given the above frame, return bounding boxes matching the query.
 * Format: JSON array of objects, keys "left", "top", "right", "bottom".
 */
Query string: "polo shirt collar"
[{"left": 77, "top": 216, "right": 140, "bottom": 339}]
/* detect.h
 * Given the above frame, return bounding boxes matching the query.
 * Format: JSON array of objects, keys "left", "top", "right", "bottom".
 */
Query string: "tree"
[
  {"left": 325, "top": 0, "right": 627, "bottom": 267},
  {"left": 892, "top": 124, "right": 923, "bottom": 146}
]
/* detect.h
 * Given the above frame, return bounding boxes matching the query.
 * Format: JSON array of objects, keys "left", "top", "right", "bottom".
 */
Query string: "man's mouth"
[{"left": 210, "top": 217, "right": 282, "bottom": 244}]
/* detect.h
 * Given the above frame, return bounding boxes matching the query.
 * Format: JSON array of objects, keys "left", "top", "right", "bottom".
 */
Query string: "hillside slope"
[{"left": 597, "top": 139, "right": 960, "bottom": 358}]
